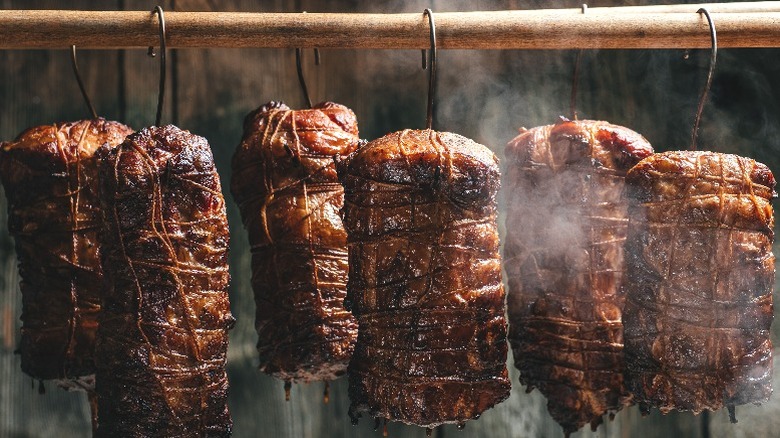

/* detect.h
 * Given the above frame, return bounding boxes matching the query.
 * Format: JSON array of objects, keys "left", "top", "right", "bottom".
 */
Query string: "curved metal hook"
[
  {"left": 296, "top": 47, "right": 320, "bottom": 109},
  {"left": 422, "top": 9, "right": 437, "bottom": 130},
  {"left": 148, "top": 6, "right": 167, "bottom": 126},
  {"left": 71, "top": 45, "right": 98, "bottom": 119},
  {"left": 569, "top": 4, "right": 587, "bottom": 120},
  {"left": 690, "top": 8, "right": 717, "bottom": 151}
]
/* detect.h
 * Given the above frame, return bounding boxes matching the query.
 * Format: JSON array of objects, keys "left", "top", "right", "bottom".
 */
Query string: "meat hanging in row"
[
  {"left": 1, "top": 115, "right": 773, "bottom": 436},
  {"left": 231, "top": 101, "right": 359, "bottom": 385},
  {"left": 503, "top": 119, "right": 654, "bottom": 435},
  {"left": 622, "top": 150, "right": 775, "bottom": 420},
  {"left": 95, "top": 125, "right": 234, "bottom": 437},
  {"left": 0, "top": 118, "right": 133, "bottom": 390},
  {"left": 341, "top": 129, "right": 511, "bottom": 429}
]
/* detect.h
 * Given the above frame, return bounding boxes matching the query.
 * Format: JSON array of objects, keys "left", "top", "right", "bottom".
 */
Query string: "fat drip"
[
  {"left": 504, "top": 119, "right": 653, "bottom": 435},
  {"left": 95, "top": 125, "right": 233, "bottom": 437},
  {"left": 0, "top": 119, "right": 133, "bottom": 388},
  {"left": 341, "top": 129, "right": 510, "bottom": 428},
  {"left": 623, "top": 151, "right": 775, "bottom": 417},
  {"left": 231, "top": 101, "right": 359, "bottom": 384}
]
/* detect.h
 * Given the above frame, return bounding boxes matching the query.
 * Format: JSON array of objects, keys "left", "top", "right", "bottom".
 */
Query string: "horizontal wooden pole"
[
  {"left": 544, "top": 1, "right": 780, "bottom": 14},
  {"left": 1, "top": 7, "right": 780, "bottom": 50}
]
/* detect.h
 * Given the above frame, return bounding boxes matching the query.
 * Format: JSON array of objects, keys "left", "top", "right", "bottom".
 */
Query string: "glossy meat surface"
[
  {"left": 341, "top": 129, "right": 510, "bottom": 428},
  {"left": 231, "top": 101, "right": 359, "bottom": 382},
  {"left": 623, "top": 151, "right": 775, "bottom": 415},
  {"left": 504, "top": 119, "right": 653, "bottom": 434},
  {"left": 96, "top": 125, "right": 233, "bottom": 437},
  {"left": 0, "top": 118, "right": 133, "bottom": 386}
]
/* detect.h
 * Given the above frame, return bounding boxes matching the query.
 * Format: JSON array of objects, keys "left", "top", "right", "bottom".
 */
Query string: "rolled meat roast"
[
  {"left": 504, "top": 119, "right": 653, "bottom": 435},
  {"left": 231, "top": 101, "right": 359, "bottom": 385},
  {"left": 0, "top": 119, "right": 133, "bottom": 390},
  {"left": 96, "top": 125, "right": 233, "bottom": 437},
  {"left": 341, "top": 129, "right": 511, "bottom": 429},
  {"left": 623, "top": 151, "right": 775, "bottom": 420}
]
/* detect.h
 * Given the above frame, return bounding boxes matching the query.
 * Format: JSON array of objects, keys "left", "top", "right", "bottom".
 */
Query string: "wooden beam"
[
  {"left": 540, "top": 1, "right": 780, "bottom": 14},
  {"left": 1, "top": 8, "right": 780, "bottom": 50}
]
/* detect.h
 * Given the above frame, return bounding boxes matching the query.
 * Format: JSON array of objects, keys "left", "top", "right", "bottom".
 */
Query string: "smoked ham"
[
  {"left": 0, "top": 118, "right": 133, "bottom": 389},
  {"left": 623, "top": 151, "right": 774, "bottom": 419},
  {"left": 231, "top": 101, "right": 359, "bottom": 384},
  {"left": 504, "top": 119, "right": 653, "bottom": 434},
  {"left": 341, "top": 129, "right": 510, "bottom": 429},
  {"left": 96, "top": 125, "right": 233, "bottom": 437}
]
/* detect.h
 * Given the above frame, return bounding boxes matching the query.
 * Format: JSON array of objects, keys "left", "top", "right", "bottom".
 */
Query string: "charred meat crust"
[
  {"left": 231, "top": 101, "right": 359, "bottom": 382},
  {"left": 0, "top": 118, "right": 133, "bottom": 384},
  {"left": 623, "top": 150, "right": 774, "bottom": 415},
  {"left": 96, "top": 125, "right": 233, "bottom": 437},
  {"left": 504, "top": 119, "right": 653, "bottom": 434},
  {"left": 341, "top": 129, "right": 510, "bottom": 428}
]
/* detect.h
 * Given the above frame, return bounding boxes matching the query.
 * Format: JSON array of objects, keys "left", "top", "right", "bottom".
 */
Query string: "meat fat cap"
[
  {"left": 627, "top": 150, "right": 776, "bottom": 196},
  {"left": 505, "top": 119, "right": 653, "bottom": 173},
  {"left": 341, "top": 129, "right": 500, "bottom": 210}
]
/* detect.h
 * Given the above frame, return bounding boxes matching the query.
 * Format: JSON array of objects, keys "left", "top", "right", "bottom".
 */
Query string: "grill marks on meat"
[
  {"left": 504, "top": 120, "right": 653, "bottom": 435},
  {"left": 0, "top": 119, "right": 133, "bottom": 387},
  {"left": 623, "top": 151, "right": 775, "bottom": 417},
  {"left": 96, "top": 125, "right": 233, "bottom": 437},
  {"left": 231, "top": 101, "right": 359, "bottom": 382},
  {"left": 341, "top": 129, "right": 510, "bottom": 428}
]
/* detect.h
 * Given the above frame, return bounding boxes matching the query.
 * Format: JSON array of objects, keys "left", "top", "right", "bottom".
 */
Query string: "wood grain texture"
[
  {"left": 3, "top": 9, "right": 780, "bottom": 49},
  {"left": 1, "top": 0, "right": 778, "bottom": 437}
]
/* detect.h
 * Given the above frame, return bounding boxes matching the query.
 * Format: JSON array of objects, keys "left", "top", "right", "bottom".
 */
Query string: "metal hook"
[
  {"left": 296, "top": 47, "right": 320, "bottom": 109},
  {"left": 690, "top": 8, "right": 717, "bottom": 151},
  {"left": 148, "top": 6, "right": 166, "bottom": 126},
  {"left": 71, "top": 45, "right": 97, "bottom": 119},
  {"left": 295, "top": 11, "right": 320, "bottom": 109},
  {"left": 569, "top": 4, "right": 587, "bottom": 120},
  {"left": 422, "top": 9, "right": 436, "bottom": 130}
]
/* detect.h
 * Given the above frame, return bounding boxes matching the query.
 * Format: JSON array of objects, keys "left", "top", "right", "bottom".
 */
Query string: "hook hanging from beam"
[
  {"left": 148, "top": 5, "right": 167, "bottom": 127},
  {"left": 70, "top": 45, "right": 97, "bottom": 119},
  {"left": 569, "top": 4, "right": 587, "bottom": 120},
  {"left": 296, "top": 47, "right": 320, "bottom": 109},
  {"left": 690, "top": 7, "right": 717, "bottom": 150},
  {"left": 422, "top": 8, "right": 436, "bottom": 131}
]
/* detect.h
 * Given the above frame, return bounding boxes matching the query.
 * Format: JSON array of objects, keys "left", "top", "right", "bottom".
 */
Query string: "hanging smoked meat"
[
  {"left": 95, "top": 125, "right": 233, "bottom": 437},
  {"left": 341, "top": 129, "right": 511, "bottom": 429},
  {"left": 504, "top": 119, "right": 653, "bottom": 435},
  {"left": 0, "top": 118, "right": 133, "bottom": 390},
  {"left": 623, "top": 150, "right": 774, "bottom": 420},
  {"left": 231, "top": 101, "right": 359, "bottom": 385}
]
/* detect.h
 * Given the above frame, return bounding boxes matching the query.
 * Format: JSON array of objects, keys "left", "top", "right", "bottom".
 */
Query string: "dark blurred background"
[{"left": 1, "top": 0, "right": 778, "bottom": 437}]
